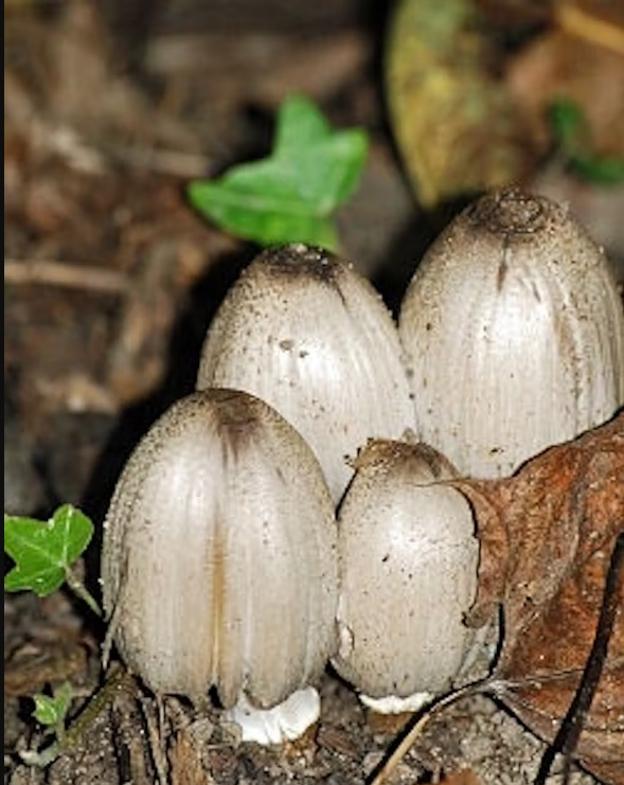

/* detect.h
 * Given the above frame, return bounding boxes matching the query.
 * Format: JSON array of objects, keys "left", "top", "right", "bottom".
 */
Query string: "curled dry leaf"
[{"left": 452, "top": 412, "right": 624, "bottom": 783}]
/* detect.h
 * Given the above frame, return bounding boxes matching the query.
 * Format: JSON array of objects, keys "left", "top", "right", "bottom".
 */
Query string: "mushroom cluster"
[{"left": 100, "top": 189, "right": 623, "bottom": 743}]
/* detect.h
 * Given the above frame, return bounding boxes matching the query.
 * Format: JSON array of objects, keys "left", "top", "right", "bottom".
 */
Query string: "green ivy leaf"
[
  {"left": 570, "top": 154, "right": 624, "bottom": 185},
  {"left": 549, "top": 97, "right": 624, "bottom": 186},
  {"left": 4, "top": 505, "right": 94, "bottom": 597},
  {"left": 187, "top": 94, "right": 368, "bottom": 250},
  {"left": 274, "top": 94, "right": 331, "bottom": 156},
  {"left": 549, "top": 98, "right": 586, "bottom": 157},
  {"left": 33, "top": 682, "right": 73, "bottom": 727}
]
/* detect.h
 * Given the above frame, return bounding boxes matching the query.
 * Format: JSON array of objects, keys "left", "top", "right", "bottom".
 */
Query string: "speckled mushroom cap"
[
  {"left": 399, "top": 188, "right": 624, "bottom": 478},
  {"left": 333, "top": 439, "right": 478, "bottom": 702},
  {"left": 196, "top": 244, "right": 414, "bottom": 502},
  {"left": 101, "top": 388, "right": 338, "bottom": 710}
]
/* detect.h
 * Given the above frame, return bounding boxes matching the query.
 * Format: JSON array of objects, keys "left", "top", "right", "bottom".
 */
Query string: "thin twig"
[
  {"left": 104, "top": 143, "right": 213, "bottom": 178},
  {"left": 557, "top": 3, "right": 624, "bottom": 57},
  {"left": 5, "top": 259, "right": 128, "bottom": 294},
  {"left": 369, "top": 550, "right": 624, "bottom": 785},
  {"left": 139, "top": 695, "right": 169, "bottom": 785},
  {"left": 110, "top": 684, "right": 154, "bottom": 785},
  {"left": 534, "top": 531, "right": 624, "bottom": 785},
  {"left": 368, "top": 679, "right": 489, "bottom": 785},
  {"left": 493, "top": 654, "right": 624, "bottom": 693}
]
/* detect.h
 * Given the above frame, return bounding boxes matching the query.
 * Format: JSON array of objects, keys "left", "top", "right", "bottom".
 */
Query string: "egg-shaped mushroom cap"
[
  {"left": 197, "top": 244, "right": 414, "bottom": 502},
  {"left": 399, "top": 188, "right": 624, "bottom": 477},
  {"left": 333, "top": 440, "right": 478, "bottom": 700},
  {"left": 101, "top": 388, "right": 338, "bottom": 709}
]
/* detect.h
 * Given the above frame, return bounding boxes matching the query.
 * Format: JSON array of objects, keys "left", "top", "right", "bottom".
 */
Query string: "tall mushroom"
[
  {"left": 399, "top": 188, "right": 624, "bottom": 477},
  {"left": 333, "top": 440, "right": 480, "bottom": 712},
  {"left": 101, "top": 389, "right": 338, "bottom": 744},
  {"left": 196, "top": 244, "right": 414, "bottom": 502}
]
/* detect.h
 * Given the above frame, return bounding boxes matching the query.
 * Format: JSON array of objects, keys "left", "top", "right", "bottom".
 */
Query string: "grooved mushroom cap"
[
  {"left": 333, "top": 440, "right": 478, "bottom": 702},
  {"left": 196, "top": 244, "right": 414, "bottom": 502},
  {"left": 399, "top": 188, "right": 624, "bottom": 478},
  {"left": 101, "top": 389, "right": 338, "bottom": 710}
]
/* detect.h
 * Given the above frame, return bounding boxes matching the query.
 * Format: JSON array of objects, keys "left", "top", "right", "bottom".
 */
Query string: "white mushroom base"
[
  {"left": 224, "top": 687, "right": 321, "bottom": 745},
  {"left": 360, "top": 691, "right": 434, "bottom": 714}
]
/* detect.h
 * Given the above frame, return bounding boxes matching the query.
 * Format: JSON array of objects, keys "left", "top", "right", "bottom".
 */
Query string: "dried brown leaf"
[{"left": 453, "top": 413, "right": 624, "bottom": 782}]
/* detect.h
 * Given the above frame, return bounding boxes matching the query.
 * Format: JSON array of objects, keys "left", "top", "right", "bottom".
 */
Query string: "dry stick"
[
  {"left": 103, "top": 143, "right": 213, "bottom": 178},
  {"left": 368, "top": 679, "right": 489, "bottom": 785},
  {"left": 139, "top": 695, "right": 169, "bottom": 785},
  {"left": 110, "top": 680, "right": 154, "bottom": 785},
  {"left": 557, "top": 3, "right": 624, "bottom": 56},
  {"left": 534, "top": 530, "right": 624, "bottom": 785},
  {"left": 4, "top": 259, "right": 128, "bottom": 294},
  {"left": 496, "top": 657, "right": 624, "bottom": 692}
]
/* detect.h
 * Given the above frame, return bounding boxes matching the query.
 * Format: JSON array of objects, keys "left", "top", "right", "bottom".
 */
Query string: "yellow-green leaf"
[
  {"left": 33, "top": 682, "right": 73, "bottom": 727},
  {"left": 385, "top": 0, "right": 530, "bottom": 207}
]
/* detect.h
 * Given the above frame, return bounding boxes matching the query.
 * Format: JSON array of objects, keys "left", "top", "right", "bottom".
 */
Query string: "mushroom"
[
  {"left": 332, "top": 439, "right": 480, "bottom": 713},
  {"left": 196, "top": 244, "right": 414, "bottom": 502},
  {"left": 101, "top": 388, "right": 338, "bottom": 744},
  {"left": 399, "top": 188, "right": 624, "bottom": 477}
]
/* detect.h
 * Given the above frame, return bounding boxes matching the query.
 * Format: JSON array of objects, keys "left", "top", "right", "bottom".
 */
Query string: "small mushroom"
[
  {"left": 332, "top": 440, "right": 480, "bottom": 712},
  {"left": 101, "top": 388, "right": 338, "bottom": 744},
  {"left": 399, "top": 188, "right": 624, "bottom": 477},
  {"left": 196, "top": 244, "right": 414, "bottom": 502}
]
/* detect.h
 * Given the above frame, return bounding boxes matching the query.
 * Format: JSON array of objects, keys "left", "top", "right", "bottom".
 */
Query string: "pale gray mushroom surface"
[
  {"left": 196, "top": 244, "right": 415, "bottom": 502},
  {"left": 333, "top": 440, "right": 479, "bottom": 709},
  {"left": 399, "top": 188, "right": 624, "bottom": 478},
  {"left": 101, "top": 388, "right": 338, "bottom": 719}
]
